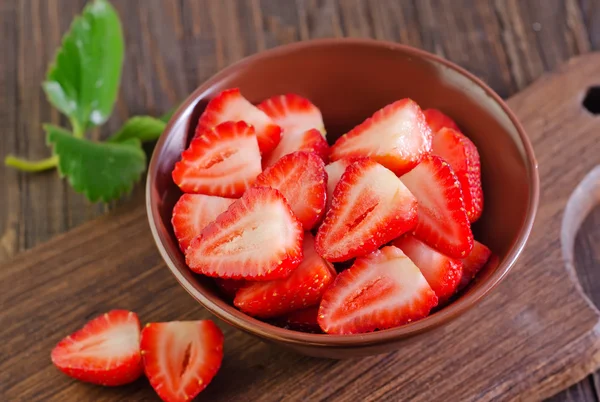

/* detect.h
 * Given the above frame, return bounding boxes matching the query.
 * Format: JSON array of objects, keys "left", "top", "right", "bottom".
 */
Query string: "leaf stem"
[
  {"left": 4, "top": 155, "right": 58, "bottom": 172},
  {"left": 70, "top": 118, "right": 84, "bottom": 138}
]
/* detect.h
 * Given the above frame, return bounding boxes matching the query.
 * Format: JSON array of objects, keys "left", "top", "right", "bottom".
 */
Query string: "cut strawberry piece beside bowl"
[
  {"left": 258, "top": 93, "right": 326, "bottom": 138},
  {"left": 394, "top": 235, "right": 463, "bottom": 304},
  {"left": 401, "top": 155, "right": 474, "bottom": 258},
  {"left": 172, "top": 121, "right": 262, "bottom": 198},
  {"left": 423, "top": 108, "right": 461, "bottom": 133},
  {"left": 432, "top": 127, "right": 483, "bottom": 222},
  {"left": 171, "top": 194, "right": 235, "bottom": 251},
  {"left": 255, "top": 151, "right": 327, "bottom": 230},
  {"left": 459, "top": 240, "right": 492, "bottom": 291},
  {"left": 263, "top": 128, "right": 329, "bottom": 168},
  {"left": 316, "top": 158, "right": 417, "bottom": 262},
  {"left": 186, "top": 186, "right": 304, "bottom": 280},
  {"left": 318, "top": 246, "right": 438, "bottom": 335},
  {"left": 329, "top": 98, "right": 432, "bottom": 175},
  {"left": 196, "top": 88, "right": 282, "bottom": 154},
  {"left": 51, "top": 310, "right": 143, "bottom": 386},
  {"left": 234, "top": 232, "right": 336, "bottom": 318},
  {"left": 141, "top": 320, "right": 223, "bottom": 402}
]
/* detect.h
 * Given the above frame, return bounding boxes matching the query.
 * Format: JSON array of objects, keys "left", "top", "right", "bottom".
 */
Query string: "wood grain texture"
[{"left": 1, "top": 0, "right": 600, "bottom": 400}]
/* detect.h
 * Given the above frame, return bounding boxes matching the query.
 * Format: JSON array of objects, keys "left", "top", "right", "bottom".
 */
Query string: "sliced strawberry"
[
  {"left": 318, "top": 246, "right": 438, "bottom": 334},
  {"left": 458, "top": 240, "right": 492, "bottom": 290},
  {"left": 234, "top": 232, "right": 335, "bottom": 318},
  {"left": 329, "top": 99, "right": 432, "bottom": 175},
  {"left": 254, "top": 151, "right": 327, "bottom": 230},
  {"left": 51, "top": 310, "right": 143, "bottom": 386},
  {"left": 214, "top": 278, "right": 246, "bottom": 299},
  {"left": 277, "top": 306, "right": 322, "bottom": 333},
  {"left": 400, "top": 155, "right": 474, "bottom": 258},
  {"left": 258, "top": 93, "right": 326, "bottom": 137},
  {"left": 263, "top": 128, "right": 329, "bottom": 168},
  {"left": 423, "top": 108, "right": 461, "bottom": 133},
  {"left": 171, "top": 194, "right": 235, "bottom": 251},
  {"left": 315, "top": 158, "right": 417, "bottom": 262},
  {"left": 432, "top": 127, "right": 483, "bottom": 222},
  {"left": 172, "top": 121, "right": 262, "bottom": 198},
  {"left": 393, "top": 235, "right": 462, "bottom": 304},
  {"left": 141, "top": 320, "right": 223, "bottom": 402},
  {"left": 196, "top": 88, "right": 281, "bottom": 154},
  {"left": 324, "top": 158, "right": 358, "bottom": 212},
  {"left": 186, "top": 187, "right": 304, "bottom": 280}
]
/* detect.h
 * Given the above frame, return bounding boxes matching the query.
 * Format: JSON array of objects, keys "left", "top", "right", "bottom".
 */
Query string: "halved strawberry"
[
  {"left": 324, "top": 158, "right": 358, "bottom": 212},
  {"left": 315, "top": 158, "right": 417, "bottom": 262},
  {"left": 432, "top": 127, "right": 483, "bottom": 222},
  {"left": 318, "top": 246, "right": 438, "bottom": 334},
  {"left": 263, "top": 128, "right": 329, "bottom": 168},
  {"left": 400, "top": 155, "right": 474, "bottom": 258},
  {"left": 141, "top": 320, "right": 223, "bottom": 402},
  {"left": 234, "top": 232, "right": 335, "bottom": 318},
  {"left": 172, "top": 121, "right": 262, "bottom": 198},
  {"left": 329, "top": 99, "right": 432, "bottom": 175},
  {"left": 393, "top": 235, "right": 462, "bottom": 304},
  {"left": 171, "top": 194, "right": 235, "bottom": 251},
  {"left": 254, "top": 151, "right": 327, "bottom": 230},
  {"left": 214, "top": 278, "right": 246, "bottom": 299},
  {"left": 258, "top": 93, "right": 326, "bottom": 137},
  {"left": 277, "top": 306, "right": 322, "bottom": 333},
  {"left": 196, "top": 88, "right": 281, "bottom": 154},
  {"left": 423, "top": 108, "right": 461, "bottom": 133},
  {"left": 186, "top": 187, "right": 304, "bottom": 280},
  {"left": 458, "top": 240, "right": 492, "bottom": 290},
  {"left": 51, "top": 310, "right": 143, "bottom": 386}
]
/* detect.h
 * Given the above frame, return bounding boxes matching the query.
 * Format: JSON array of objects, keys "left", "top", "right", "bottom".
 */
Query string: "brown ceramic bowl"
[{"left": 146, "top": 38, "right": 539, "bottom": 358}]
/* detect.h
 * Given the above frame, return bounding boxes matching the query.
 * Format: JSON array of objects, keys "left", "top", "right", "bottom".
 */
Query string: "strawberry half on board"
[
  {"left": 393, "top": 235, "right": 463, "bottom": 304},
  {"left": 258, "top": 93, "right": 326, "bottom": 137},
  {"left": 141, "top": 320, "right": 223, "bottom": 402},
  {"left": 172, "top": 121, "right": 262, "bottom": 198},
  {"left": 171, "top": 194, "right": 235, "bottom": 251},
  {"left": 196, "top": 88, "right": 282, "bottom": 154},
  {"left": 262, "top": 128, "right": 329, "bottom": 168},
  {"left": 234, "top": 232, "right": 336, "bottom": 318},
  {"left": 401, "top": 155, "right": 474, "bottom": 258},
  {"left": 186, "top": 186, "right": 304, "bottom": 280},
  {"left": 432, "top": 127, "right": 483, "bottom": 222},
  {"left": 317, "top": 246, "right": 438, "bottom": 334},
  {"left": 458, "top": 240, "right": 492, "bottom": 291},
  {"left": 51, "top": 310, "right": 143, "bottom": 386},
  {"left": 329, "top": 99, "right": 432, "bottom": 175},
  {"left": 254, "top": 151, "right": 327, "bottom": 230},
  {"left": 316, "top": 158, "right": 417, "bottom": 262},
  {"left": 423, "top": 108, "right": 461, "bottom": 133}
]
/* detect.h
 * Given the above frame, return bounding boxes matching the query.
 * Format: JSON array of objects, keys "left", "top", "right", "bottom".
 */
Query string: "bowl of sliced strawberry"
[{"left": 147, "top": 38, "right": 539, "bottom": 358}]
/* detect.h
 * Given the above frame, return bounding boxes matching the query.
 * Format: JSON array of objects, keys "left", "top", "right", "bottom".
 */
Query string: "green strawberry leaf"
[
  {"left": 43, "top": 0, "right": 124, "bottom": 133},
  {"left": 159, "top": 105, "right": 178, "bottom": 123},
  {"left": 45, "top": 124, "right": 146, "bottom": 202},
  {"left": 107, "top": 116, "right": 166, "bottom": 143}
]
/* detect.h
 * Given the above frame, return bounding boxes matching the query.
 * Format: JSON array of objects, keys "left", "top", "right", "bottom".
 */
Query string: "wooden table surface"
[{"left": 1, "top": 1, "right": 599, "bottom": 400}]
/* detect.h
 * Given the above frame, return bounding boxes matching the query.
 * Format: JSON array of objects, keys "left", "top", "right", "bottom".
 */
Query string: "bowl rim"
[{"left": 146, "top": 37, "right": 540, "bottom": 347}]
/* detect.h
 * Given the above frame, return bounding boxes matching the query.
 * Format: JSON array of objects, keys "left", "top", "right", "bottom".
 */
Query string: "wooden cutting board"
[{"left": 2, "top": 53, "right": 600, "bottom": 402}]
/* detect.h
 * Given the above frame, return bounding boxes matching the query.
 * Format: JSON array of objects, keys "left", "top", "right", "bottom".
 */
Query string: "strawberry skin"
[
  {"left": 318, "top": 246, "right": 438, "bottom": 334},
  {"left": 393, "top": 235, "right": 463, "bottom": 304},
  {"left": 186, "top": 186, "right": 304, "bottom": 280},
  {"left": 329, "top": 99, "right": 432, "bottom": 175},
  {"left": 172, "top": 121, "right": 262, "bottom": 198},
  {"left": 141, "top": 320, "right": 223, "bottom": 402},
  {"left": 214, "top": 278, "right": 246, "bottom": 299},
  {"left": 432, "top": 127, "right": 483, "bottom": 222},
  {"left": 459, "top": 240, "right": 492, "bottom": 290},
  {"left": 258, "top": 93, "right": 326, "bottom": 137},
  {"left": 263, "top": 128, "right": 329, "bottom": 168},
  {"left": 401, "top": 155, "right": 474, "bottom": 258},
  {"left": 196, "top": 88, "right": 282, "bottom": 154},
  {"left": 51, "top": 310, "right": 143, "bottom": 386},
  {"left": 316, "top": 158, "right": 417, "bottom": 262},
  {"left": 254, "top": 151, "right": 327, "bottom": 230},
  {"left": 423, "top": 108, "right": 461, "bottom": 133},
  {"left": 171, "top": 194, "right": 235, "bottom": 251},
  {"left": 234, "top": 232, "right": 336, "bottom": 318},
  {"left": 277, "top": 306, "right": 322, "bottom": 333}
]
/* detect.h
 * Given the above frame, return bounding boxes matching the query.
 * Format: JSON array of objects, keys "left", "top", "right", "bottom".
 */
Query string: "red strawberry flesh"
[
  {"left": 423, "top": 108, "right": 461, "bottom": 133},
  {"left": 263, "top": 128, "right": 329, "bottom": 168},
  {"left": 459, "top": 240, "right": 492, "bottom": 290}
]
